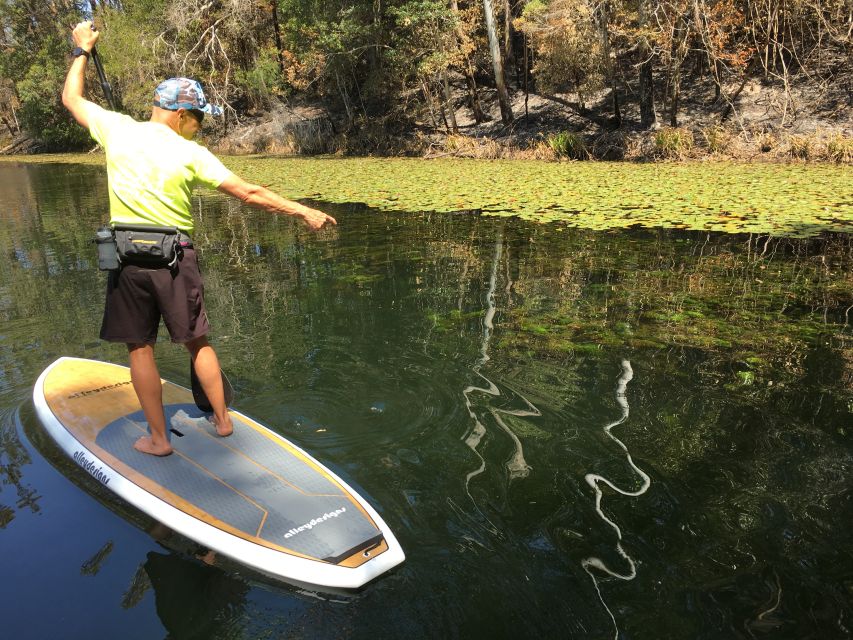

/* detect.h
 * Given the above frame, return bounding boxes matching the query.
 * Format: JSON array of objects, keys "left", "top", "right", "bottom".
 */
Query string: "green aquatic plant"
[
  {"left": 4, "top": 155, "right": 852, "bottom": 237},
  {"left": 548, "top": 132, "right": 589, "bottom": 160}
]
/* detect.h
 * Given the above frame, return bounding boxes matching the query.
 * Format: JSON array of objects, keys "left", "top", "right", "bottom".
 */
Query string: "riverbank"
[
  {"left": 2, "top": 71, "right": 850, "bottom": 164},
  {"left": 210, "top": 73, "right": 853, "bottom": 163}
]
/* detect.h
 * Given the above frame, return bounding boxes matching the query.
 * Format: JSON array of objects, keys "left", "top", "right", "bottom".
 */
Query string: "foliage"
[
  {"left": 787, "top": 134, "right": 812, "bottom": 159},
  {"left": 0, "top": 0, "right": 849, "bottom": 147},
  {"left": 547, "top": 131, "right": 589, "bottom": 159},
  {"left": 93, "top": 4, "right": 162, "bottom": 120},
  {"left": 233, "top": 46, "right": 285, "bottom": 110},
  {"left": 7, "top": 154, "right": 852, "bottom": 235},
  {"left": 21, "top": 61, "right": 90, "bottom": 150},
  {"left": 515, "top": 0, "right": 604, "bottom": 98},
  {"left": 654, "top": 127, "right": 694, "bottom": 158},
  {"left": 701, "top": 125, "right": 733, "bottom": 154},
  {"left": 824, "top": 134, "right": 852, "bottom": 163}
]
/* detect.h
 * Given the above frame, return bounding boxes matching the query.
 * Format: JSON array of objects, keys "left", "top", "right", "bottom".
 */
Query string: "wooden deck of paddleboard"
[{"left": 34, "top": 358, "right": 403, "bottom": 586}]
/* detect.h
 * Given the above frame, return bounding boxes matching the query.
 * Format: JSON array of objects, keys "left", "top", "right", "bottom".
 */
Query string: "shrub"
[
  {"left": 442, "top": 135, "right": 505, "bottom": 159},
  {"left": 653, "top": 127, "right": 694, "bottom": 159},
  {"left": 753, "top": 129, "right": 776, "bottom": 153},
  {"left": 701, "top": 125, "right": 732, "bottom": 154},
  {"left": 528, "top": 140, "right": 558, "bottom": 161},
  {"left": 824, "top": 134, "right": 852, "bottom": 163},
  {"left": 234, "top": 47, "right": 284, "bottom": 111},
  {"left": 788, "top": 134, "right": 812, "bottom": 159},
  {"left": 589, "top": 131, "right": 626, "bottom": 160},
  {"left": 17, "top": 49, "right": 91, "bottom": 150},
  {"left": 444, "top": 134, "right": 476, "bottom": 154},
  {"left": 548, "top": 131, "right": 589, "bottom": 159}
]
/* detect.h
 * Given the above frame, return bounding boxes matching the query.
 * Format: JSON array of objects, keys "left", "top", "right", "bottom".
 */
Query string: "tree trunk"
[
  {"left": 669, "top": 77, "right": 680, "bottom": 127},
  {"left": 639, "top": 58, "right": 656, "bottom": 128},
  {"left": 269, "top": 0, "right": 285, "bottom": 76},
  {"left": 336, "top": 72, "right": 355, "bottom": 126},
  {"left": 450, "top": 0, "right": 486, "bottom": 123},
  {"left": 522, "top": 34, "right": 530, "bottom": 118},
  {"left": 692, "top": 0, "right": 723, "bottom": 103},
  {"left": 483, "top": 0, "right": 513, "bottom": 124},
  {"left": 465, "top": 60, "right": 486, "bottom": 122},
  {"left": 667, "top": 17, "right": 688, "bottom": 127},
  {"left": 421, "top": 78, "right": 440, "bottom": 128},
  {"left": 596, "top": 1, "right": 621, "bottom": 126},
  {"left": 370, "top": 0, "right": 383, "bottom": 80},
  {"left": 503, "top": 0, "right": 516, "bottom": 85},
  {"left": 638, "top": 0, "right": 657, "bottom": 128},
  {"left": 1, "top": 114, "right": 16, "bottom": 136},
  {"left": 442, "top": 71, "right": 458, "bottom": 133}
]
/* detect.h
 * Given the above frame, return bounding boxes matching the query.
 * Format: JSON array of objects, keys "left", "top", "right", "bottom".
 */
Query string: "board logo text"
[
  {"left": 73, "top": 450, "right": 111, "bottom": 486},
  {"left": 284, "top": 507, "right": 347, "bottom": 539},
  {"left": 68, "top": 380, "right": 132, "bottom": 399}
]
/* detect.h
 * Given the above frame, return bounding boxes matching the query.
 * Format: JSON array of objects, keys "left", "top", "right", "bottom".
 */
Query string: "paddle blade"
[{"left": 190, "top": 360, "right": 234, "bottom": 413}]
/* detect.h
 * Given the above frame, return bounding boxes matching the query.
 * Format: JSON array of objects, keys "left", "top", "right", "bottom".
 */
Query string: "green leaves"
[
  {"left": 223, "top": 157, "right": 853, "bottom": 237},
  {"left": 10, "top": 154, "right": 850, "bottom": 237}
]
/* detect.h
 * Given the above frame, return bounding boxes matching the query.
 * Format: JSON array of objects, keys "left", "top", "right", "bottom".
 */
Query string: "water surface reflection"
[{"left": 0, "top": 162, "right": 850, "bottom": 639}]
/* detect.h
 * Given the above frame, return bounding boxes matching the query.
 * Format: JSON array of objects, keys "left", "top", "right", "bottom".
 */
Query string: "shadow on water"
[
  {"left": 138, "top": 551, "right": 250, "bottom": 640},
  {"left": 0, "top": 161, "right": 852, "bottom": 638}
]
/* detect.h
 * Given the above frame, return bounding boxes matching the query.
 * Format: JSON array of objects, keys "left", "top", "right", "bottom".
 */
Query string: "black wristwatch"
[{"left": 71, "top": 47, "right": 90, "bottom": 59}]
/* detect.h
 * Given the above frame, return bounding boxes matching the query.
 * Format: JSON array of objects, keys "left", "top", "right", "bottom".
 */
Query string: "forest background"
[{"left": 0, "top": 0, "right": 850, "bottom": 161}]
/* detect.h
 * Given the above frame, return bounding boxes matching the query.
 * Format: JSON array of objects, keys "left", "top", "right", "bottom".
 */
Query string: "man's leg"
[
  {"left": 128, "top": 343, "right": 173, "bottom": 456},
  {"left": 185, "top": 336, "right": 233, "bottom": 436}
]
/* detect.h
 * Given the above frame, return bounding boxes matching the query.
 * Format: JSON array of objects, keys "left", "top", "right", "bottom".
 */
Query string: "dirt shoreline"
[{"left": 209, "top": 73, "right": 852, "bottom": 164}]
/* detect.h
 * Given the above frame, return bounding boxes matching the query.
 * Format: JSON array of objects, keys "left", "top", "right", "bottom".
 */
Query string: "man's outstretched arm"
[
  {"left": 217, "top": 174, "right": 337, "bottom": 231},
  {"left": 62, "top": 22, "right": 100, "bottom": 129}
]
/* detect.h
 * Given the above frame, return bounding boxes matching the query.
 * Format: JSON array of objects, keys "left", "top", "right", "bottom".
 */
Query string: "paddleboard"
[{"left": 32, "top": 357, "right": 404, "bottom": 589}]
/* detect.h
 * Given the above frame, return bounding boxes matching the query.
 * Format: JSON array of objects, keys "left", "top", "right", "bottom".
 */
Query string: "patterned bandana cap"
[{"left": 153, "top": 77, "right": 223, "bottom": 116}]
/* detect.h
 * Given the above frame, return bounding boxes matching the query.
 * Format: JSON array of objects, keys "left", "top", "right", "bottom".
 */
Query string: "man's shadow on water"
[{"left": 130, "top": 548, "right": 250, "bottom": 640}]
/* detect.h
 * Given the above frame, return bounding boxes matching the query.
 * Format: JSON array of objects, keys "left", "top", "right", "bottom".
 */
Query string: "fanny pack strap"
[{"left": 112, "top": 224, "right": 193, "bottom": 246}]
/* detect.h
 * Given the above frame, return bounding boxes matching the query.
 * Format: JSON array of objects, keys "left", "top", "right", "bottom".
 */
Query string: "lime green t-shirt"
[{"left": 86, "top": 103, "right": 232, "bottom": 233}]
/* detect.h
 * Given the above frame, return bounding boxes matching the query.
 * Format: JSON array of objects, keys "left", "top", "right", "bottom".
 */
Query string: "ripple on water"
[{"left": 249, "top": 343, "right": 465, "bottom": 455}]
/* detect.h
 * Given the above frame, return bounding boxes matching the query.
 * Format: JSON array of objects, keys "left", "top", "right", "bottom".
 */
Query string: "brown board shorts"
[{"left": 100, "top": 248, "right": 210, "bottom": 344}]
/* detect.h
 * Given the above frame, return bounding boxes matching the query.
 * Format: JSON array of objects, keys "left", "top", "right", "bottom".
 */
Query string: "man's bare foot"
[
  {"left": 134, "top": 435, "right": 173, "bottom": 456},
  {"left": 212, "top": 414, "right": 233, "bottom": 437}
]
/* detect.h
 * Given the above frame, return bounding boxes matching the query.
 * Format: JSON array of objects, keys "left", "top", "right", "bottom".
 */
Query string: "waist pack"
[{"left": 114, "top": 224, "right": 184, "bottom": 269}]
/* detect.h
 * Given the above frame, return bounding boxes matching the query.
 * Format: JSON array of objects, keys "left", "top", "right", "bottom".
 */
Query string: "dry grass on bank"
[
  {"left": 424, "top": 127, "right": 853, "bottom": 164},
  {"left": 214, "top": 124, "right": 852, "bottom": 164},
  {"left": 207, "top": 95, "right": 851, "bottom": 164}
]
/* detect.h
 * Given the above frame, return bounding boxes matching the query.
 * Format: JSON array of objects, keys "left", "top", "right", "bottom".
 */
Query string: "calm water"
[{"left": 0, "top": 161, "right": 851, "bottom": 639}]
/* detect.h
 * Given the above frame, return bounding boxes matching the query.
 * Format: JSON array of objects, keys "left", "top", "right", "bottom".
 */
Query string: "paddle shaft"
[
  {"left": 90, "top": 47, "right": 116, "bottom": 111},
  {"left": 85, "top": 3, "right": 117, "bottom": 111}
]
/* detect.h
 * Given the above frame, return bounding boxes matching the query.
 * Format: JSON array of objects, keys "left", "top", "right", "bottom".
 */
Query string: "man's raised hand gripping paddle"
[{"left": 63, "top": 21, "right": 336, "bottom": 457}]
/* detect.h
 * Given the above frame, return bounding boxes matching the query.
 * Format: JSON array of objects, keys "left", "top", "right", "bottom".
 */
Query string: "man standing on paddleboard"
[{"left": 62, "top": 21, "right": 336, "bottom": 457}]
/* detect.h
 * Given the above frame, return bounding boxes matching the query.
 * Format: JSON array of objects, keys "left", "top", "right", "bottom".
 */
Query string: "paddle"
[
  {"left": 85, "top": 2, "right": 117, "bottom": 111},
  {"left": 83, "top": 4, "right": 234, "bottom": 413}
]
